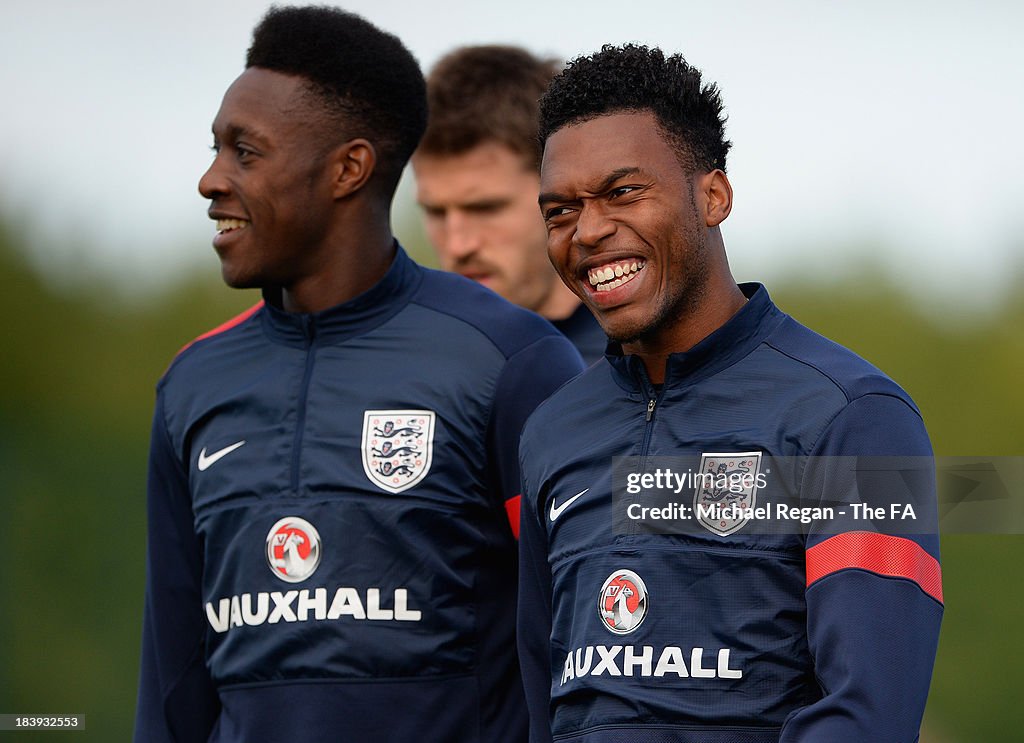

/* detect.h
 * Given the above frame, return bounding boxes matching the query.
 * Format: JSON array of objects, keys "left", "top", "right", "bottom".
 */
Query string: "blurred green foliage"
[{"left": 1, "top": 219, "right": 1020, "bottom": 741}]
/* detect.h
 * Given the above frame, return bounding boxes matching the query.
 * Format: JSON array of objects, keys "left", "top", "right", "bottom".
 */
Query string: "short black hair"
[
  {"left": 539, "top": 44, "right": 731, "bottom": 173},
  {"left": 246, "top": 5, "right": 427, "bottom": 193}
]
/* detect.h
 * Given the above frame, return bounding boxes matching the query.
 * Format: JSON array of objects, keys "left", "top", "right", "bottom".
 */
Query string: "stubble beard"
[
  {"left": 607, "top": 191, "right": 710, "bottom": 346},
  {"left": 607, "top": 252, "right": 709, "bottom": 346}
]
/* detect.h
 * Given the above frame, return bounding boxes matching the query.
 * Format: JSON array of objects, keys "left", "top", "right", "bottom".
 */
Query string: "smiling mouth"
[
  {"left": 216, "top": 218, "right": 250, "bottom": 234},
  {"left": 587, "top": 260, "right": 645, "bottom": 292}
]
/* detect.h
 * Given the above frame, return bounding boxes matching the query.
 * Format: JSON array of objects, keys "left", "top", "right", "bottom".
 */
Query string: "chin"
[
  {"left": 607, "top": 330, "right": 645, "bottom": 346},
  {"left": 604, "top": 316, "right": 666, "bottom": 346},
  {"left": 599, "top": 322, "right": 641, "bottom": 346},
  {"left": 589, "top": 307, "right": 643, "bottom": 344},
  {"left": 219, "top": 264, "right": 260, "bottom": 290}
]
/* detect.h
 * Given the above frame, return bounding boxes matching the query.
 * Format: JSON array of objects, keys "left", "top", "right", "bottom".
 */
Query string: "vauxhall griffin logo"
[
  {"left": 266, "top": 517, "right": 322, "bottom": 583},
  {"left": 600, "top": 569, "right": 648, "bottom": 634}
]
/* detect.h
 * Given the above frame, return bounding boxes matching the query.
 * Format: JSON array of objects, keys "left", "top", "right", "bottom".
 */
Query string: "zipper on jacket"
[
  {"left": 637, "top": 384, "right": 661, "bottom": 485},
  {"left": 628, "top": 393, "right": 660, "bottom": 536},
  {"left": 291, "top": 316, "right": 318, "bottom": 493},
  {"left": 639, "top": 395, "right": 658, "bottom": 463},
  {"left": 637, "top": 360, "right": 661, "bottom": 461}
]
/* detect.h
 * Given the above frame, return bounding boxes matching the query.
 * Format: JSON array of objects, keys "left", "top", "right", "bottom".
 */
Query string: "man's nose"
[
  {"left": 572, "top": 201, "right": 616, "bottom": 250},
  {"left": 440, "top": 211, "right": 483, "bottom": 260},
  {"left": 198, "top": 153, "right": 229, "bottom": 200}
]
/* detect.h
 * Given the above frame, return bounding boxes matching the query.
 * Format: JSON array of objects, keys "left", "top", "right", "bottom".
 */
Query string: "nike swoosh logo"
[
  {"left": 550, "top": 488, "right": 589, "bottom": 522},
  {"left": 197, "top": 440, "right": 246, "bottom": 471}
]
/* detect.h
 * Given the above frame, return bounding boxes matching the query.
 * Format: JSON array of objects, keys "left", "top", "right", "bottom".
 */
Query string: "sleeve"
[
  {"left": 134, "top": 391, "right": 221, "bottom": 742},
  {"left": 780, "top": 393, "right": 944, "bottom": 743},
  {"left": 517, "top": 435, "right": 556, "bottom": 743},
  {"left": 487, "top": 334, "right": 583, "bottom": 537}
]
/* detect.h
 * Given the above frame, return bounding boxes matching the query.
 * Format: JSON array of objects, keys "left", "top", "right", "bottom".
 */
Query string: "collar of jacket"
[
  {"left": 604, "top": 283, "right": 785, "bottom": 394},
  {"left": 259, "top": 242, "right": 424, "bottom": 347}
]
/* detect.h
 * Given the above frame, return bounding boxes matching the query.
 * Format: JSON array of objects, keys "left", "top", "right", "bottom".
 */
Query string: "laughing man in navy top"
[{"left": 518, "top": 44, "right": 942, "bottom": 743}]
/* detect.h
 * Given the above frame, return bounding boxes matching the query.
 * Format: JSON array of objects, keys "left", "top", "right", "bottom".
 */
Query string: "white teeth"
[
  {"left": 595, "top": 271, "right": 642, "bottom": 292},
  {"left": 216, "top": 218, "right": 249, "bottom": 232},
  {"left": 587, "top": 259, "right": 646, "bottom": 290}
]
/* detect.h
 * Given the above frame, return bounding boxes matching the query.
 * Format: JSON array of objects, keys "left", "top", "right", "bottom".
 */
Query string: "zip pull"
[{"left": 645, "top": 398, "right": 656, "bottom": 422}]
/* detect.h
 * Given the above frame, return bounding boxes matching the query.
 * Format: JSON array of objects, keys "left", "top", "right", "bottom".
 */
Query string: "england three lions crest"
[
  {"left": 361, "top": 410, "right": 435, "bottom": 494},
  {"left": 694, "top": 451, "right": 763, "bottom": 536}
]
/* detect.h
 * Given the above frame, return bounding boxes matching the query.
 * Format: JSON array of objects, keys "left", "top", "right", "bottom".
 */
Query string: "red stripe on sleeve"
[
  {"left": 176, "top": 301, "right": 265, "bottom": 357},
  {"left": 505, "top": 494, "right": 522, "bottom": 540},
  {"left": 806, "top": 531, "right": 943, "bottom": 604}
]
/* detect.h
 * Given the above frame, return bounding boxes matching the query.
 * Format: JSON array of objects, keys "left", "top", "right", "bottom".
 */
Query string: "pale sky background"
[{"left": 1, "top": 0, "right": 1021, "bottom": 309}]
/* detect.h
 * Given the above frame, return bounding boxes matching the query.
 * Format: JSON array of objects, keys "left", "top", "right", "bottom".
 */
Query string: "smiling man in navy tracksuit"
[
  {"left": 518, "top": 45, "right": 942, "bottom": 743},
  {"left": 133, "top": 8, "right": 582, "bottom": 743}
]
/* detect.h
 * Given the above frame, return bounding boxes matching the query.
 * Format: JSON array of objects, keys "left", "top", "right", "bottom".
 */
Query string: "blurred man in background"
[
  {"left": 134, "top": 8, "right": 581, "bottom": 742},
  {"left": 413, "top": 46, "right": 606, "bottom": 364}
]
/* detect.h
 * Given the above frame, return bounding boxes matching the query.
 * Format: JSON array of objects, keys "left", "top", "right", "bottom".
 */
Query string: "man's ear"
[
  {"left": 697, "top": 169, "right": 733, "bottom": 227},
  {"left": 331, "top": 138, "right": 377, "bottom": 199}
]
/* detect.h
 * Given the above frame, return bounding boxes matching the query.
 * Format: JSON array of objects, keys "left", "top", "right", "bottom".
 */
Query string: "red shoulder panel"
[
  {"left": 505, "top": 494, "right": 522, "bottom": 540},
  {"left": 806, "top": 531, "right": 943, "bottom": 604},
  {"left": 175, "top": 301, "right": 264, "bottom": 357}
]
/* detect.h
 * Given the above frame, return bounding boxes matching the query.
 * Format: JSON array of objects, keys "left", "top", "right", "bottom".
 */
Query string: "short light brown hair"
[{"left": 419, "top": 45, "right": 560, "bottom": 171}]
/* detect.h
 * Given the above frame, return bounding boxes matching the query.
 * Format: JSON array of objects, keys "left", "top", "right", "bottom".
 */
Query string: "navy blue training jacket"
[
  {"left": 551, "top": 303, "right": 607, "bottom": 367},
  {"left": 135, "top": 246, "right": 584, "bottom": 742},
  {"left": 518, "top": 283, "right": 943, "bottom": 743}
]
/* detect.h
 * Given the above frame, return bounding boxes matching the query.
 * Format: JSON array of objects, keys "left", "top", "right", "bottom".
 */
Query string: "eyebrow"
[
  {"left": 211, "top": 122, "right": 267, "bottom": 144},
  {"left": 539, "top": 166, "right": 643, "bottom": 205},
  {"left": 418, "top": 197, "right": 511, "bottom": 211}
]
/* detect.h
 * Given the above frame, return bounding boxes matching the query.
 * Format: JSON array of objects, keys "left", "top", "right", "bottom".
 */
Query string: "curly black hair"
[
  {"left": 246, "top": 5, "right": 426, "bottom": 192},
  {"left": 539, "top": 44, "right": 731, "bottom": 173}
]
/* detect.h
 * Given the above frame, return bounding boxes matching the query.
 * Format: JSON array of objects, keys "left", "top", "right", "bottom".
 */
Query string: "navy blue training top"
[
  {"left": 518, "top": 283, "right": 942, "bottom": 743},
  {"left": 551, "top": 303, "right": 607, "bottom": 367},
  {"left": 135, "top": 246, "right": 584, "bottom": 743}
]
